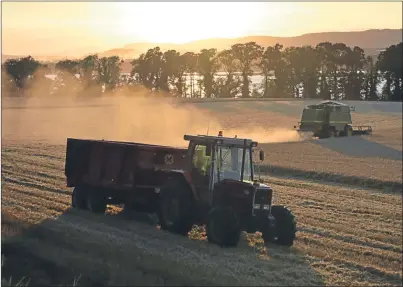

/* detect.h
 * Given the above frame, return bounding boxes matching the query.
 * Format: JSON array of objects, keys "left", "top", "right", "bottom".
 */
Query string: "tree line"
[{"left": 2, "top": 41, "right": 402, "bottom": 101}]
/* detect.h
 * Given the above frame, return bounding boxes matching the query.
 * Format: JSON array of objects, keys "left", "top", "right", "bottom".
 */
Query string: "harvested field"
[
  {"left": 183, "top": 100, "right": 402, "bottom": 188},
  {"left": 1, "top": 97, "right": 402, "bottom": 286},
  {"left": 1, "top": 143, "right": 402, "bottom": 286}
]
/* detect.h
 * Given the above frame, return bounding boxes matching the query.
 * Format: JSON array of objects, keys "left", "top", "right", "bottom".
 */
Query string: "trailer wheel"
[
  {"left": 158, "top": 181, "right": 194, "bottom": 236},
  {"left": 206, "top": 206, "right": 241, "bottom": 247},
  {"left": 72, "top": 186, "right": 87, "bottom": 209},
  {"left": 86, "top": 190, "right": 107, "bottom": 214},
  {"left": 263, "top": 205, "right": 296, "bottom": 247}
]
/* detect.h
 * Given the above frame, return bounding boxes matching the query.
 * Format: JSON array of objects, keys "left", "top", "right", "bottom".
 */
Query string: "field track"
[{"left": 2, "top": 143, "right": 402, "bottom": 286}]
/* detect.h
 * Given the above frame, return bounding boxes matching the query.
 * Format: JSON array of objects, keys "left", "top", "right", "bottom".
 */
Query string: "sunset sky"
[{"left": 2, "top": 1, "right": 402, "bottom": 56}]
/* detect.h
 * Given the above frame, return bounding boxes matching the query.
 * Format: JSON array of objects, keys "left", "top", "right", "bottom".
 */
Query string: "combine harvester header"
[{"left": 294, "top": 100, "right": 372, "bottom": 139}]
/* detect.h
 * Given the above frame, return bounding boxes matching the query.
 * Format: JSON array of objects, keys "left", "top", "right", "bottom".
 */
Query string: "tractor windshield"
[{"left": 215, "top": 145, "right": 252, "bottom": 182}]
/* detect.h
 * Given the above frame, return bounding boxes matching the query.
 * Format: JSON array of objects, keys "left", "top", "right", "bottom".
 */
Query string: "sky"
[{"left": 2, "top": 1, "right": 402, "bottom": 56}]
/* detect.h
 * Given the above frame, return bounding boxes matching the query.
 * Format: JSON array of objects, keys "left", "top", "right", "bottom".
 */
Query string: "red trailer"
[
  {"left": 65, "top": 138, "right": 189, "bottom": 213},
  {"left": 65, "top": 134, "right": 297, "bottom": 248}
]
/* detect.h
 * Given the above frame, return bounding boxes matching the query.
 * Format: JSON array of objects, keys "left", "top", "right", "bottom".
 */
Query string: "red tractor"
[{"left": 65, "top": 132, "right": 297, "bottom": 247}]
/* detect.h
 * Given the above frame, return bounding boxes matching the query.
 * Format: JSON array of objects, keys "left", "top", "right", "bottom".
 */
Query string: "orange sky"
[{"left": 2, "top": 2, "right": 402, "bottom": 55}]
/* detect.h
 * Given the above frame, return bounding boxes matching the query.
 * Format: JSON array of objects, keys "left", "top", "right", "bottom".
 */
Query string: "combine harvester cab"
[
  {"left": 65, "top": 132, "right": 297, "bottom": 248},
  {"left": 294, "top": 100, "right": 372, "bottom": 139}
]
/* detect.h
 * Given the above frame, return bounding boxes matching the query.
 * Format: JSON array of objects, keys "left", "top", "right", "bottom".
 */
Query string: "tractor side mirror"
[{"left": 259, "top": 150, "right": 265, "bottom": 161}]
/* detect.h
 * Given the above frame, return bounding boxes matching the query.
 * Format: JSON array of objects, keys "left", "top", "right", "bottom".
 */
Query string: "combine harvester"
[
  {"left": 65, "top": 132, "right": 297, "bottom": 248},
  {"left": 294, "top": 100, "right": 373, "bottom": 139}
]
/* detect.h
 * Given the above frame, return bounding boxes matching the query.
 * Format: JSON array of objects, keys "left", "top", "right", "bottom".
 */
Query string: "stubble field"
[{"left": 1, "top": 96, "right": 402, "bottom": 286}]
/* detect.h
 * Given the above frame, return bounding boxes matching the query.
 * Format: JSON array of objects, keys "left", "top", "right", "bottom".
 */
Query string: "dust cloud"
[
  {"left": 2, "top": 75, "right": 307, "bottom": 147},
  {"left": 224, "top": 127, "right": 309, "bottom": 144}
]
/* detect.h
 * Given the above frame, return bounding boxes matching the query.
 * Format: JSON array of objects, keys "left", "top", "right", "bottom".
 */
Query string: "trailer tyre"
[
  {"left": 72, "top": 186, "right": 87, "bottom": 209},
  {"left": 86, "top": 190, "right": 107, "bottom": 214},
  {"left": 158, "top": 181, "right": 194, "bottom": 236},
  {"left": 206, "top": 206, "right": 241, "bottom": 247},
  {"left": 264, "top": 205, "right": 296, "bottom": 246}
]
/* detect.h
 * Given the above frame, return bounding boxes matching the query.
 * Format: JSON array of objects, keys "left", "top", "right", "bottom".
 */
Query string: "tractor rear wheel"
[
  {"left": 86, "top": 189, "right": 107, "bottom": 214},
  {"left": 72, "top": 186, "right": 87, "bottom": 210},
  {"left": 206, "top": 206, "right": 241, "bottom": 247},
  {"left": 157, "top": 181, "right": 194, "bottom": 236},
  {"left": 263, "top": 205, "right": 296, "bottom": 246}
]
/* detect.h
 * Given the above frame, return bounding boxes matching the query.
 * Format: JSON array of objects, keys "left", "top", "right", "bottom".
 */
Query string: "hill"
[
  {"left": 101, "top": 29, "right": 402, "bottom": 59},
  {"left": 2, "top": 29, "right": 401, "bottom": 63}
]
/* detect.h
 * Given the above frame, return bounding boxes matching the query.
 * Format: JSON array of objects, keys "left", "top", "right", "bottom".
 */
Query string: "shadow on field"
[
  {"left": 313, "top": 136, "right": 402, "bottom": 161},
  {"left": 1, "top": 207, "right": 325, "bottom": 286}
]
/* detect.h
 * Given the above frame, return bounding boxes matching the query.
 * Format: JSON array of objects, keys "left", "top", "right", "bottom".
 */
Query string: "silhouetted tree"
[
  {"left": 25, "top": 40, "right": 401, "bottom": 101},
  {"left": 260, "top": 44, "right": 282, "bottom": 97},
  {"left": 231, "top": 42, "right": 263, "bottom": 98},
  {"left": 160, "top": 50, "right": 180, "bottom": 93},
  {"left": 197, "top": 48, "right": 219, "bottom": 98},
  {"left": 4, "top": 56, "right": 41, "bottom": 89},
  {"left": 215, "top": 49, "right": 241, "bottom": 98},
  {"left": 183, "top": 52, "right": 198, "bottom": 98},
  {"left": 316, "top": 42, "right": 334, "bottom": 100},
  {"left": 363, "top": 56, "right": 379, "bottom": 101},
  {"left": 54, "top": 59, "right": 81, "bottom": 95},
  {"left": 97, "top": 56, "right": 122, "bottom": 91},
  {"left": 79, "top": 54, "right": 99, "bottom": 89},
  {"left": 284, "top": 46, "right": 302, "bottom": 98},
  {"left": 377, "top": 42, "right": 402, "bottom": 101}
]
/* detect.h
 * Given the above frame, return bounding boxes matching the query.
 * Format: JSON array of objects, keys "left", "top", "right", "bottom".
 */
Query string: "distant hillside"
[
  {"left": 2, "top": 29, "right": 401, "bottom": 63},
  {"left": 100, "top": 29, "right": 402, "bottom": 59}
]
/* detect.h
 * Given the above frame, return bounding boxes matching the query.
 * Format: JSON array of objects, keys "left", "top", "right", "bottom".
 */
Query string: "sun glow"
[{"left": 109, "top": 2, "right": 291, "bottom": 44}]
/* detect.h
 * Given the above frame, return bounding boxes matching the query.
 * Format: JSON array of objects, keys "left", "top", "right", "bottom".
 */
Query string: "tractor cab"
[{"left": 184, "top": 132, "right": 265, "bottom": 205}]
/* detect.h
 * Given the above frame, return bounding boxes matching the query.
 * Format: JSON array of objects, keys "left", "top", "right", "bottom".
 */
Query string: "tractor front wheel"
[
  {"left": 263, "top": 205, "right": 296, "bottom": 246},
  {"left": 206, "top": 206, "right": 241, "bottom": 247}
]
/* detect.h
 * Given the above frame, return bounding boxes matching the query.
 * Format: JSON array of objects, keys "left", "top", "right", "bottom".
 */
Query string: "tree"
[
  {"left": 260, "top": 44, "right": 283, "bottom": 98},
  {"left": 377, "top": 42, "right": 402, "bottom": 101},
  {"left": 283, "top": 46, "right": 302, "bottom": 98},
  {"left": 215, "top": 49, "right": 241, "bottom": 98},
  {"left": 97, "top": 56, "right": 122, "bottom": 91},
  {"left": 296, "top": 46, "right": 320, "bottom": 99},
  {"left": 171, "top": 53, "right": 188, "bottom": 97},
  {"left": 55, "top": 59, "right": 80, "bottom": 74},
  {"left": 79, "top": 54, "right": 99, "bottom": 89},
  {"left": 3, "top": 56, "right": 41, "bottom": 88},
  {"left": 183, "top": 52, "right": 198, "bottom": 98},
  {"left": 197, "top": 48, "right": 219, "bottom": 98},
  {"left": 316, "top": 42, "right": 335, "bottom": 100},
  {"left": 343, "top": 46, "right": 366, "bottom": 100},
  {"left": 362, "top": 55, "right": 378, "bottom": 101},
  {"left": 160, "top": 49, "right": 180, "bottom": 93},
  {"left": 231, "top": 42, "right": 263, "bottom": 98},
  {"left": 54, "top": 59, "right": 81, "bottom": 96},
  {"left": 131, "top": 47, "right": 164, "bottom": 91}
]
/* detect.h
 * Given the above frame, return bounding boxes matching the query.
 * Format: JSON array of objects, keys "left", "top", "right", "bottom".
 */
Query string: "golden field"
[{"left": 1, "top": 97, "right": 402, "bottom": 286}]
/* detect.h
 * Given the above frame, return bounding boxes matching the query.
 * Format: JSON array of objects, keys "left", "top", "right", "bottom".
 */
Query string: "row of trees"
[{"left": 2, "top": 41, "right": 402, "bottom": 101}]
